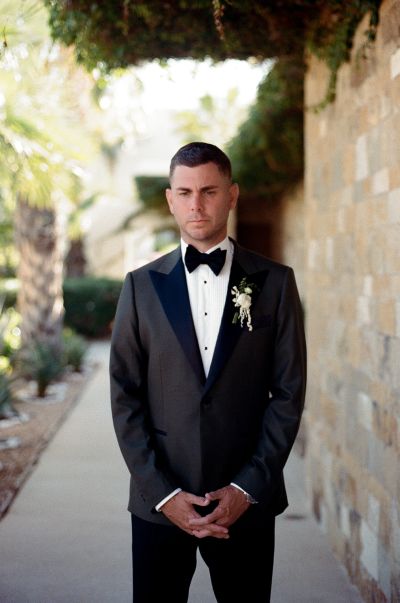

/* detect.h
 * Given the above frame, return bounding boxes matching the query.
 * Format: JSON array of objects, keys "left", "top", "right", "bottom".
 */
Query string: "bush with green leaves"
[
  {"left": 0, "top": 280, "right": 18, "bottom": 310},
  {"left": 18, "top": 341, "right": 64, "bottom": 398},
  {"left": 0, "top": 303, "right": 21, "bottom": 416},
  {"left": 1, "top": 277, "right": 123, "bottom": 338},
  {"left": 0, "top": 370, "right": 17, "bottom": 419},
  {"left": 62, "top": 328, "right": 88, "bottom": 372},
  {"left": 63, "top": 276, "right": 122, "bottom": 338},
  {"left": 0, "top": 305, "right": 21, "bottom": 362}
]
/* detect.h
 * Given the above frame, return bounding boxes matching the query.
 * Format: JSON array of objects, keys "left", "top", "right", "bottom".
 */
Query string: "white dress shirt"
[
  {"left": 155, "top": 237, "right": 255, "bottom": 510},
  {"left": 181, "top": 236, "right": 233, "bottom": 377}
]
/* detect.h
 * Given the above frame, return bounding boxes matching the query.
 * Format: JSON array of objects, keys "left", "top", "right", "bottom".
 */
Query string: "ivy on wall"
[
  {"left": 228, "top": 58, "right": 304, "bottom": 198},
  {"left": 42, "top": 0, "right": 382, "bottom": 200},
  {"left": 44, "top": 1, "right": 381, "bottom": 101}
]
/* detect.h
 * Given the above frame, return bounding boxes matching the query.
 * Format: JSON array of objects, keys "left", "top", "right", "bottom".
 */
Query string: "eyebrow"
[{"left": 175, "top": 185, "right": 219, "bottom": 192}]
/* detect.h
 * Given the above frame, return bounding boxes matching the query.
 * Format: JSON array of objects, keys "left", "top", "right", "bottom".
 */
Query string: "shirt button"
[
  {"left": 205, "top": 346, "right": 208, "bottom": 350},
  {"left": 205, "top": 312, "right": 208, "bottom": 316},
  {"left": 204, "top": 280, "right": 207, "bottom": 284}
]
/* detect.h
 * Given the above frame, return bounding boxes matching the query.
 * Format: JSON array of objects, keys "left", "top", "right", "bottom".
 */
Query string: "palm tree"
[{"left": 0, "top": 1, "right": 92, "bottom": 349}]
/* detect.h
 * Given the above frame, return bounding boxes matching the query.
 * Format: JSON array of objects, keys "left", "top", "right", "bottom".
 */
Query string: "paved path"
[{"left": 0, "top": 342, "right": 363, "bottom": 602}]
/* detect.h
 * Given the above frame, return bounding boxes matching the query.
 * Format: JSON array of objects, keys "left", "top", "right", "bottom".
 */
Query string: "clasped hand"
[{"left": 161, "top": 485, "right": 250, "bottom": 539}]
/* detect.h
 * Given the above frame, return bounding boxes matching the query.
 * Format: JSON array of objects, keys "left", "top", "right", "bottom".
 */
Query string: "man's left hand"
[{"left": 188, "top": 485, "right": 250, "bottom": 534}]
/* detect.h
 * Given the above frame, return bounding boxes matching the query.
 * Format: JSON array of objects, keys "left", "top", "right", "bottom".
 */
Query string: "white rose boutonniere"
[{"left": 232, "top": 277, "right": 258, "bottom": 331}]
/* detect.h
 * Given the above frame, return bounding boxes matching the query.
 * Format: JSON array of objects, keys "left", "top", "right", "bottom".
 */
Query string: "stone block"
[
  {"left": 340, "top": 185, "right": 353, "bottom": 206},
  {"left": 325, "top": 237, "right": 334, "bottom": 270},
  {"left": 381, "top": 2, "right": 400, "bottom": 45},
  {"left": 396, "top": 302, "right": 400, "bottom": 337},
  {"left": 376, "top": 300, "right": 396, "bottom": 335},
  {"left": 384, "top": 336, "right": 400, "bottom": 390},
  {"left": 390, "top": 47, "right": 400, "bottom": 79},
  {"left": 389, "top": 165, "right": 400, "bottom": 188},
  {"left": 357, "top": 296, "right": 371, "bottom": 325},
  {"left": 378, "top": 545, "right": 391, "bottom": 601},
  {"left": 368, "top": 493, "right": 380, "bottom": 534},
  {"left": 392, "top": 572, "right": 400, "bottom": 603},
  {"left": 391, "top": 500, "right": 400, "bottom": 563},
  {"left": 384, "top": 225, "right": 400, "bottom": 273},
  {"left": 382, "top": 446, "right": 399, "bottom": 498},
  {"left": 388, "top": 187, "right": 400, "bottom": 223},
  {"left": 357, "top": 392, "right": 373, "bottom": 431},
  {"left": 355, "top": 134, "right": 369, "bottom": 181},
  {"left": 363, "top": 275, "right": 374, "bottom": 296},
  {"left": 367, "top": 127, "right": 383, "bottom": 175},
  {"left": 367, "top": 434, "right": 385, "bottom": 485},
  {"left": 372, "top": 168, "right": 390, "bottom": 195},
  {"left": 360, "top": 519, "right": 379, "bottom": 581}
]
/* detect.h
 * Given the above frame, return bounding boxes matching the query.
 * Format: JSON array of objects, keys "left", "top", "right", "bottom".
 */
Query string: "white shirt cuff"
[
  {"left": 230, "top": 482, "right": 249, "bottom": 496},
  {"left": 230, "top": 482, "right": 258, "bottom": 503},
  {"left": 155, "top": 488, "right": 182, "bottom": 512}
]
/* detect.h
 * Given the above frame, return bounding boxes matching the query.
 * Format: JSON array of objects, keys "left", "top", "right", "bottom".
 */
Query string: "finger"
[
  {"left": 186, "top": 493, "right": 210, "bottom": 506},
  {"left": 188, "top": 509, "right": 223, "bottom": 526},
  {"left": 204, "top": 489, "right": 224, "bottom": 501},
  {"left": 192, "top": 526, "right": 229, "bottom": 539}
]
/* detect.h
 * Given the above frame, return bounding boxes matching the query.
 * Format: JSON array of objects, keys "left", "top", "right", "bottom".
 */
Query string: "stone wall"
[{"left": 285, "top": 1, "right": 400, "bottom": 600}]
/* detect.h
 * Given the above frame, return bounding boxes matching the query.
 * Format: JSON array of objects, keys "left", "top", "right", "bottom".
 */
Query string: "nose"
[{"left": 190, "top": 191, "right": 203, "bottom": 212}]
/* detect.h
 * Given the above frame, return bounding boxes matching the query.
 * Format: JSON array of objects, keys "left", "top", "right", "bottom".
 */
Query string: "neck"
[{"left": 182, "top": 236, "right": 227, "bottom": 253}]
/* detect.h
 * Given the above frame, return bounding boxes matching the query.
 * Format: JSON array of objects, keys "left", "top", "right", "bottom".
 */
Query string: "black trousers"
[{"left": 131, "top": 510, "right": 275, "bottom": 603}]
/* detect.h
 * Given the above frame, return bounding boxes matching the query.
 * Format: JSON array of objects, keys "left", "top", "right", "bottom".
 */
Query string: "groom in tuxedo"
[{"left": 110, "top": 142, "right": 307, "bottom": 602}]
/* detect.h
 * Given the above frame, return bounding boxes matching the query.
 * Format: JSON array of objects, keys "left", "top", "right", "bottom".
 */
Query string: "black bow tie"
[{"left": 184, "top": 244, "right": 227, "bottom": 276}]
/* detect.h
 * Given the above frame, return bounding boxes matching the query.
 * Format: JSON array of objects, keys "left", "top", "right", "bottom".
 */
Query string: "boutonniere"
[{"left": 231, "top": 277, "right": 258, "bottom": 331}]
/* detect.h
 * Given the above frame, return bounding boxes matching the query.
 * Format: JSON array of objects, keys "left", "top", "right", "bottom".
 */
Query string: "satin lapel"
[
  {"left": 150, "top": 256, "right": 206, "bottom": 385},
  {"left": 204, "top": 257, "right": 269, "bottom": 396}
]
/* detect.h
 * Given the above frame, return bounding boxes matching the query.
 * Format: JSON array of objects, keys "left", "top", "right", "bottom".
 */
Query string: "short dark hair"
[{"left": 169, "top": 142, "right": 232, "bottom": 181}]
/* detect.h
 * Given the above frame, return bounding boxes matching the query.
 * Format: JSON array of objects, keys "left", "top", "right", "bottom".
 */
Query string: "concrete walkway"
[{"left": 0, "top": 342, "right": 363, "bottom": 602}]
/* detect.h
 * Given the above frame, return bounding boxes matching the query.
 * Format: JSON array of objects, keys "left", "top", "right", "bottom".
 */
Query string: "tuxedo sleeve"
[
  {"left": 232, "top": 267, "right": 307, "bottom": 506},
  {"left": 109, "top": 272, "right": 178, "bottom": 511}
]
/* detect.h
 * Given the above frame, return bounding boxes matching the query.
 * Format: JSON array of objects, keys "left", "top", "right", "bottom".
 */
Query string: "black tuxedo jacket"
[{"left": 110, "top": 242, "right": 307, "bottom": 526}]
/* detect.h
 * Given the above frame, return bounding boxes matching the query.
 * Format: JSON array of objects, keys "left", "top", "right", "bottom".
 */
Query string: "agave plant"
[
  {"left": 0, "top": 369, "right": 17, "bottom": 419},
  {"left": 62, "top": 328, "right": 88, "bottom": 372},
  {"left": 18, "top": 341, "right": 64, "bottom": 398}
]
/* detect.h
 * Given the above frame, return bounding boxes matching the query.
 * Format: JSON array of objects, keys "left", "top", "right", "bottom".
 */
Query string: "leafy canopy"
[{"left": 44, "top": 0, "right": 381, "bottom": 82}]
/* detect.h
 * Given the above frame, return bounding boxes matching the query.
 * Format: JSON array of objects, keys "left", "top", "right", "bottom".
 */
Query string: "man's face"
[{"left": 166, "top": 162, "right": 239, "bottom": 251}]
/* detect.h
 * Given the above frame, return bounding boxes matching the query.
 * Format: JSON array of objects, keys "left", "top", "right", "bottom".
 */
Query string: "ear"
[
  {"left": 229, "top": 183, "right": 239, "bottom": 210},
  {"left": 165, "top": 188, "right": 174, "bottom": 214}
]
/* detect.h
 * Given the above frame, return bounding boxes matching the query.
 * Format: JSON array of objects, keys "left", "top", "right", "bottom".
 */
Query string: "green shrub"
[
  {"left": 63, "top": 277, "right": 122, "bottom": 338},
  {"left": 1, "top": 277, "right": 123, "bottom": 338},
  {"left": 0, "top": 306, "right": 21, "bottom": 362},
  {"left": 62, "top": 328, "right": 88, "bottom": 372},
  {"left": 0, "top": 279, "right": 18, "bottom": 309},
  {"left": 0, "top": 370, "right": 17, "bottom": 419},
  {"left": 18, "top": 341, "right": 64, "bottom": 398}
]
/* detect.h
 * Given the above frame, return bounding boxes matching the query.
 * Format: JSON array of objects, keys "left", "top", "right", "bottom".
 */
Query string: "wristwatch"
[{"left": 243, "top": 490, "right": 258, "bottom": 504}]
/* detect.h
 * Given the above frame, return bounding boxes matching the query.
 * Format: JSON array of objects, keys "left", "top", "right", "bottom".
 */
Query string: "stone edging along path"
[{"left": 0, "top": 361, "right": 98, "bottom": 521}]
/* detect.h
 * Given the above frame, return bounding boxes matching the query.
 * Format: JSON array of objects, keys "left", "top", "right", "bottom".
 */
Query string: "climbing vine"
[
  {"left": 39, "top": 0, "right": 382, "bottom": 199},
  {"left": 43, "top": 0, "right": 381, "bottom": 105}
]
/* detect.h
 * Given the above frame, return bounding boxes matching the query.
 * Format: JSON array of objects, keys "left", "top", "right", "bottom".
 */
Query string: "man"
[{"left": 110, "top": 142, "right": 306, "bottom": 602}]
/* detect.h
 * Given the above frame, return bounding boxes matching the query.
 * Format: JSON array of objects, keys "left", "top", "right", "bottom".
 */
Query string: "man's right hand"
[{"left": 161, "top": 491, "right": 230, "bottom": 539}]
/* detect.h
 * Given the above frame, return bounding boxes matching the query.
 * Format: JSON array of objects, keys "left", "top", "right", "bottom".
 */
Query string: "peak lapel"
[
  {"left": 204, "top": 249, "right": 269, "bottom": 396},
  {"left": 150, "top": 251, "right": 205, "bottom": 385}
]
